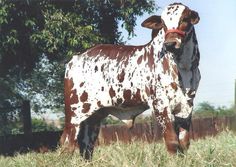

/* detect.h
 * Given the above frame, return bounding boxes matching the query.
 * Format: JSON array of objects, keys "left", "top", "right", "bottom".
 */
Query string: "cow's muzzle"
[
  {"left": 164, "top": 29, "right": 185, "bottom": 55},
  {"left": 164, "top": 41, "right": 182, "bottom": 55}
]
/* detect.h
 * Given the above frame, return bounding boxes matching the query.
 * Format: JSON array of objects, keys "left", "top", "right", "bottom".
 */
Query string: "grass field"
[{"left": 0, "top": 131, "right": 236, "bottom": 167}]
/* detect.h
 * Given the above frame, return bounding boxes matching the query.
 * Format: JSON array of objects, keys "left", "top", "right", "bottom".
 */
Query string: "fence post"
[{"left": 22, "top": 100, "right": 32, "bottom": 135}]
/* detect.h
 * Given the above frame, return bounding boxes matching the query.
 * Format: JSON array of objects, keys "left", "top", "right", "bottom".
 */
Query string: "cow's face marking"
[{"left": 162, "top": 4, "right": 186, "bottom": 31}]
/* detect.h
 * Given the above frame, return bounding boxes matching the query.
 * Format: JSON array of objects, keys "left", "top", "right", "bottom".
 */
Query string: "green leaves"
[
  {"left": 30, "top": 5, "right": 101, "bottom": 59},
  {"left": 0, "top": 0, "right": 156, "bottom": 115},
  {"left": 6, "top": 29, "right": 19, "bottom": 45},
  {"left": 193, "top": 102, "right": 235, "bottom": 118}
]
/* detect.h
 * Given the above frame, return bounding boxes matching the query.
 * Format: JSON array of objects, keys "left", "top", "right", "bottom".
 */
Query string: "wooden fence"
[
  {"left": 98, "top": 115, "right": 236, "bottom": 144},
  {"left": 0, "top": 116, "right": 236, "bottom": 155}
]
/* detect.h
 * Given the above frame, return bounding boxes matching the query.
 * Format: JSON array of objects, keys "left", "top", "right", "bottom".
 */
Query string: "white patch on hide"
[{"left": 179, "top": 130, "right": 187, "bottom": 140}]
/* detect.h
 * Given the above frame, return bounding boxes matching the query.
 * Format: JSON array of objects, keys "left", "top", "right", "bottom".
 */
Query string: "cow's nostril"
[{"left": 164, "top": 42, "right": 176, "bottom": 49}]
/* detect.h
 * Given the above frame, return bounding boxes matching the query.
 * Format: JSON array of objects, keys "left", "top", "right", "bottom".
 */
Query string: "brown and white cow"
[{"left": 60, "top": 3, "right": 200, "bottom": 159}]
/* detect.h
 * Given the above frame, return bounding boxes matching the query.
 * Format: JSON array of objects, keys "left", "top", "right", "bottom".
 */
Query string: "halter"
[{"left": 165, "top": 29, "right": 186, "bottom": 38}]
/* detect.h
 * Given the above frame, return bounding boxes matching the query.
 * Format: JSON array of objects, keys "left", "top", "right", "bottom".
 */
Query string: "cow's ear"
[
  {"left": 190, "top": 10, "right": 200, "bottom": 25},
  {"left": 141, "top": 15, "right": 163, "bottom": 30}
]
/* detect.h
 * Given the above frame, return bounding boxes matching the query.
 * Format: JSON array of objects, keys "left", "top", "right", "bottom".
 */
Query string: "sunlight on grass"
[{"left": 0, "top": 131, "right": 236, "bottom": 167}]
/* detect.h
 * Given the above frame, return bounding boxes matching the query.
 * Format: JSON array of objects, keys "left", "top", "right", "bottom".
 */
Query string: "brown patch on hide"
[
  {"left": 80, "top": 91, "right": 88, "bottom": 102},
  {"left": 123, "top": 89, "right": 132, "bottom": 101},
  {"left": 133, "top": 89, "right": 142, "bottom": 103},
  {"left": 70, "top": 89, "right": 78, "bottom": 104},
  {"left": 117, "top": 69, "right": 125, "bottom": 83},
  {"left": 82, "top": 103, "right": 91, "bottom": 113},
  {"left": 109, "top": 87, "right": 116, "bottom": 98},
  {"left": 162, "top": 57, "right": 170, "bottom": 74},
  {"left": 171, "top": 65, "right": 178, "bottom": 80},
  {"left": 80, "top": 82, "right": 85, "bottom": 87},
  {"left": 170, "top": 82, "right": 178, "bottom": 91},
  {"left": 123, "top": 89, "right": 142, "bottom": 106},
  {"left": 97, "top": 101, "right": 103, "bottom": 108},
  {"left": 137, "top": 56, "right": 143, "bottom": 64},
  {"left": 147, "top": 46, "right": 154, "bottom": 70}
]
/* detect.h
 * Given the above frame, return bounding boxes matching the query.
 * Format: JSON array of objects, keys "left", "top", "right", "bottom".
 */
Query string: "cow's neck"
[
  {"left": 147, "top": 29, "right": 166, "bottom": 62},
  {"left": 175, "top": 27, "right": 200, "bottom": 95}
]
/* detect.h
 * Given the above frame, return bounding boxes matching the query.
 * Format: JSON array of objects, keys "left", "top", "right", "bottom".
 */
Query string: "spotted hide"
[{"left": 60, "top": 3, "right": 201, "bottom": 159}]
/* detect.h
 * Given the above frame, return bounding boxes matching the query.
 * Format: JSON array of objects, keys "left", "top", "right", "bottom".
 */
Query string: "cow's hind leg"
[
  {"left": 77, "top": 110, "right": 108, "bottom": 160},
  {"left": 77, "top": 121, "right": 100, "bottom": 160}
]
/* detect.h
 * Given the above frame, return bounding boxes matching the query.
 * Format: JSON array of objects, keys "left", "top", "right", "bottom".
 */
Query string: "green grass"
[{"left": 1, "top": 131, "right": 236, "bottom": 167}]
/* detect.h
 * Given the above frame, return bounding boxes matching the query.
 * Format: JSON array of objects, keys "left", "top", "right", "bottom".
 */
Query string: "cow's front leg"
[
  {"left": 174, "top": 116, "right": 192, "bottom": 152},
  {"left": 163, "top": 121, "right": 183, "bottom": 154},
  {"left": 155, "top": 110, "right": 182, "bottom": 154}
]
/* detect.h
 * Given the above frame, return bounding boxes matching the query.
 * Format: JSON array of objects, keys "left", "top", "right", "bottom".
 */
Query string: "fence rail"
[{"left": 0, "top": 116, "right": 236, "bottom": 155}]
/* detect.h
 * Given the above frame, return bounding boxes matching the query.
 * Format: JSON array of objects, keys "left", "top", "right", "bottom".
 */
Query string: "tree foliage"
[
  {"left": 0, "top": 0, "right": 156, "bottom": 114},
  {"left": 193, "top": 102, "right": 235, "bottom": 118}
]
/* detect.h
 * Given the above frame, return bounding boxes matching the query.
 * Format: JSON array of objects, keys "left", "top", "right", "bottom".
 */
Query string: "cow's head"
[{"left": 142, "top": 3, "right": 199, "bottom": 54}]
